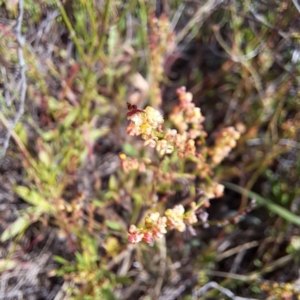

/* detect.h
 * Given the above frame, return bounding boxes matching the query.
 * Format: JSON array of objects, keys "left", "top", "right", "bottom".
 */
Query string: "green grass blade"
[{"left": 224, "top": 182, "right": 300, "bottom": 226}]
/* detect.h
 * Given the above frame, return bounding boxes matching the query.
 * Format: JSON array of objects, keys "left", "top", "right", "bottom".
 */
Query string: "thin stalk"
[
  {"left": 112, "top": 0, "right": 137, "bottom": 26},
  {"left": 94, "top": 0, "right": 111, "bottom": 61},
  {"left": 86, "top": 0, "right": 98, "bottom": 58},
  {"left": 80, "top": 0, "right": 111, "bottom": 121},
  {"left": 57, "top": 1, "right": 85, "bottom": 59}
]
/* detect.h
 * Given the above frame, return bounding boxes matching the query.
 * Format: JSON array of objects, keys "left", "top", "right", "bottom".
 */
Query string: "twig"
[
  {"left": 0, "top": 66, "right": 11, "bottom": 106},
  {"left": 292, "top": 0, "right": 300, "bottom": 14},
  {"left": 170, "top": 3, "right": 185, "bottom": 32},
  {"left": 216, "top": 240, "right": 260, "bottom": 262},
  {"left": 279, "top": 139, "right": 300, "bottom": 150},
  {"left": 159, "top": 281, "right": 190, "bottom": 300},
  {"left": 0, "top": 0, "right": 27, "bottom": 159},
  {"left": 175, "top": 0, "right": 224, "bottom": 44},
  {"left": 155, "top": 237, "right": 167, "bottom": 297},
  {"left": 113, "top": 0, "right": 137, "bottom": 26},
  {"left": 192, "top": 281, "right": 258, "bottom": 300}
]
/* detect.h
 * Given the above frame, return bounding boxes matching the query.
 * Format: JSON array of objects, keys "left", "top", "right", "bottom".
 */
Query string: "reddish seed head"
[{"left": 126, "top": 103, "right": 145, "bottom": 118}]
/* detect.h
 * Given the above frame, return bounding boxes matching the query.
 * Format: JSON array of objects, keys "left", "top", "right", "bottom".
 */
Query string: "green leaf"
[
  {"left": 61, "top": 265, "right": 76, "bottom": 273},
  {"left": 115, "top": 275, "right": 132, "bottom": 285},
  {"left": 0, "top": 259, "right": 18, "bottom": 272},
  {"left": 75, "top": 252, "right": 85, "bottom": 266},
  {"left": 14, "top": 186, "right": 53, "bottom": 213},
  {"left": 132, "top": 192, "right": 143, "bottom": 205},
  {"left": 89, "top": 127, "right": 109, "bottom": 141},
  {"left": 108, "top": 25, "right": 118, "bottom": 58},
  {"left": 108, "top": 175, "right": 118, "bottom": 191},
  {"left": 14, "top": 122, "right": 28, "bottom": 146},
  {"left": 55, "top": 264, "right": 77, "bottom": 276},
  {"left": 101, "top": 288, "right": 116, "bottom": 300},
  {"left": 41, "top": 130, "right": 58, "bottom": 141},
  {"left": 48, "top": 96, "right": 60, "bottom": 111},
  {"left": 105, "top": 220, "right": 122, "bottom": 231},
  {"left": 38, "top": 150, "right": 51, "bottom": 168},
  {"left": 224, "top": 182, "right": 300, "bottom": 226},
  {"left": 62, "top": 108, "right": 79, "bottom": 128},
  {"left": 54, "top": 255, "right": 70, "bottom": 265},
  {"left": 1, "top": 216, "right": 31, "bottom": 242},
  {"left": 122, "top": 142, "right": 139, "bottom": 157},
  {"left": 161, "top": 157, "right": 170, "bottom": 172},
  {"left": 104, "top": 191, "right": 119, "bottom": 201},
  {"left": 92, "top": 199, "right": 104, "bottom": 208}
]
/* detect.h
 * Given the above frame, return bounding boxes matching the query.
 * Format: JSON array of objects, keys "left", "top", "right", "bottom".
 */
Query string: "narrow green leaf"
[
  {"left": 224, "top": 182, "right": 300, "bottom": 226},
  {"left": 92, "top": 199, "right": 104, "bottom": 208},
  {"left": 89, "top": 127, "right": 109, "bottom": 141},
  {"left": 101, "top": 288, "right": 117, "bottom": 300},
  {"left": 75, "top": 252, "right": 85, "bottom": 265},
  {"left": 108, "top": 25, "right": 118, "bottom": 57},
  {"left": 115, "top": 275, "right": 132, "bottom": 285},
  {"left": 1, "top": 216, "right": 31, "bottom": 242},
  {"left": 14, "top": 122, "right": 28, "bottom": 146},
  {"left": 62, "top": 108, "right": 79, "bottom": 128},
  {"left": 122, "top": 142, "right": 139, "bottom": 157},
  {"left": 14, "top": 186, "right": 52, "bottom": 212},
  {"left": 48, "top": 96, "right": 60, "bottom": 111},
  {"left": 0, "top": 259, "right": 18, "bottom": 272},
  {"left": 108, "top": 175, "right": 117, "bottom": 191},
  {"left": 38, "top": 150, "right": 51, "bottom": 168},
  {"left": 104, "top": 191, "right": 119, "bottom": 201},
  {"left": 41, "top": 130, "right": 58, "bottom": 141},
  {"left": 132, "top": 192, "right": 143, "bottom": 205},
  {"left": 105, "top": 220, "right": 122, "bottom": 231},
  {"left": 54, "top": 255, "right": 70, "bottom": 265}
]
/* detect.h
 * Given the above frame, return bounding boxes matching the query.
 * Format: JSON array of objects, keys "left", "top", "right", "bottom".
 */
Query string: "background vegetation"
[{"left": 0, "top": 0, "right": 300, "bottom": 299}]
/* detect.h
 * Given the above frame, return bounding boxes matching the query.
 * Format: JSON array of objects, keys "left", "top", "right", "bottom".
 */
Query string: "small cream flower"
[
  {"left": 165, "top": 205, "right": 186, "bottom": 232},
  {"left": 144, "top": 106, "right": 164, "bottom": 129},
  {"left": 156, "top": 139, "right": 174, "bottom": 155}
]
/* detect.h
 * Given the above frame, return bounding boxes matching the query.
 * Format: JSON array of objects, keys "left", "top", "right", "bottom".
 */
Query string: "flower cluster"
[
  {"left": 163, "top": 87, "right": 208, "bottom": 159},
  {"left": 201, "top": 182, "right": 225, "bottom": 200},
  {"left": 170, "top": 87, "right": 206, "bottom": 139},
  {"left": 148, "top": 13, "right": 175, "bottom": 107},
  {"left": 209, "top": 127, "right": 241, "bottom": 166},
  {"left": 128, "top": 204, "right": 198, "bottom": 244},
  {"left": 125, "top": 85, "right": 242, "bottom": 245},
  {"left": 128, "top": 212, "right": 167, "bottom": 244},
  {"left": 260, "top": 281, "right": 299, "bottom": 300},
  {"left": 126, "top": 87, "right": 208, "bottom": 157},
  {"left": 165, "top": 203, "right": 198, "bottom": 232},
  {"left": 126, "top": 104, "right": 174, "bottom": 155},
  {"left": 164, "top": 205, "right": 187, "bottom": 232},
  {"left": 119, "top": 153, "right": 146, "bottom": 173}
]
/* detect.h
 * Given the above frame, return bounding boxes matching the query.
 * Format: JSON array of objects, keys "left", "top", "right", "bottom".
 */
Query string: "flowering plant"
[{"left": 123, "top": 86, "right": 241, "bottom": 244}]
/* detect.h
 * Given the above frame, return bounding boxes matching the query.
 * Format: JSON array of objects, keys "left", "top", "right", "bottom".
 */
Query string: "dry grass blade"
[{"left": 175, "top": 0, "right": 224, "bottom": 44}]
